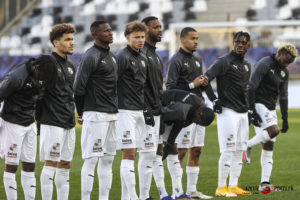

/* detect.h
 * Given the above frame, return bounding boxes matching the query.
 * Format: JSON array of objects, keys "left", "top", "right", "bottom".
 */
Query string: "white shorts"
[
  {"left": 1, "top": 119, "right": 37, "bottom": 165},
  {"left": 39, "top": 124, "right": 75, "bottom": 162},
  {"left": 254, "top": 103, "right": 278, "bottom": 142},
  {"left": 81, "top": 112, "right": 118, "bottom": 159},
  {"left": 117, "top": 109, "right": 147, "bottom": 150},
  {"left": 139, "top": 115, "right": 160, "bottom": 152},
  {"left": 0, "top": 117, "right": 5, "bottom": 159},
  {"left": 217, "top": 108, "right": 249, "bottom": 153},
  {"left": 176, "top": 123, "right": 205, "bottom": 148}
]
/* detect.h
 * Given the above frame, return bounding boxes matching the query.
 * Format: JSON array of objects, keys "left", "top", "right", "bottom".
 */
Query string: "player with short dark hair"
[
  {"left": 243, "top": 43, "right": 298, "bottom": 191},
  {"left": 74, "top": 20, "right": 118, "bottom": 200},
  {"left": 205, "top": 31, "right": 252, "bottom": 197},
  {"left": 0, "top": 55, "right": 57, "bottom": 200},
  {"left": 139, "top": 16, "right": 168, "bottom": 200},
  {"left": 116, "top": 21, "right": 149, "bottom": 200},
  {"left": 37, "top": 23, "right": 76, "bottom": 200},
  {"left": 165, "top": 26, "right": 214, "bottom": 199}
]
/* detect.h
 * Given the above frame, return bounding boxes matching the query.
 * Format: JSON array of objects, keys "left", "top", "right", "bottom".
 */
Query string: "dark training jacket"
[
  {"left": 116, "top": 45, "right": 147, "bottom": 110},
  {"left": 36, "top": 52, "right": 76, "bottom": 129},
  {"left": 248, "top": 54, "right": 288, "bottom": 119},
  {"left": 166, "top": 48, "right": 216, "bottom": 101},
  {"left": 205, "top": 51, "right": 251, "bottom": 113},
  {"left": 74, "top": 44, "right": 118, "bottom": 116},
  {"left": 142, "top": 42, "right": 163, "bottom": 115},
  {"left": 0, "top": 60, "right": 42, "bottom": 126}
]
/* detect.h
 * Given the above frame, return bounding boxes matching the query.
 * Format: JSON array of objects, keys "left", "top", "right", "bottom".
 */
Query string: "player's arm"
[
  {"left": 73, "top": 54, "right": 97, "bottom": 123},
  {"left": 0, "top": 74, "right": 22, "bottom": 101},
  {"left": 279, "top": 71, "right": 289, "bottom": 133}
]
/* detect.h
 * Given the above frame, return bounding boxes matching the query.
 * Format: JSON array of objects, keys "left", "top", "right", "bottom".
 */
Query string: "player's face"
[
  {"left": 233, "top": 35, "right": 250, "bottom": 57},
  {"left": 181, "top": 31, "right": 198, "bottom": 52},
  {"left": 96, "top": 23, "right": 113, "bottom": 44},
  {"left": 147, "top": 19, "right": 162, "bottom": 42},
  {"left": 277, "top": 52, "right": 295, "bottom": 68},
  {"left": 54, "top": 33, "right": 74, "bottom": 56},
  {"left": 126, "top": 31, "right": 145, "bottom": 52}
]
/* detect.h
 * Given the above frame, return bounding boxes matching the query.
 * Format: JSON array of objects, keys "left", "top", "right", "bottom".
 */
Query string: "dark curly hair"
[{"left": 49, "top": 23, "right": 76, "bottom": 45}]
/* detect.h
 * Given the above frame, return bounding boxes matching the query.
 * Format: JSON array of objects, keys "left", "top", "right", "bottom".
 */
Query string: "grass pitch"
[{"left": 0, "top": 109, "right": 299, "bottom": 199}]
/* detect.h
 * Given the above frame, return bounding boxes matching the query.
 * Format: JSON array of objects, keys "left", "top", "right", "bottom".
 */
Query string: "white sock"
[
  {"left": 138, "top": 151, "right": 156, "bottom": 200},
  {"left": 186, "top": 166, "right": 199, "bottom": 193},
  {"left": 21, "top": 171, "right": 36, "bottom": 200},
  {"left": 120, "top": 159, "right": 138, "bottom": 200},
  {"left": 167, "top": 154, "right": 183, "bottom": 197},
  {"left": 4, "top": 172, "right": 17, "bottom": 200},
  {"left": 248, "top": 130, "right": 271, "bottom": 148},
  {"left": 81, "top": 157, "right": 98, "bottom": 200},
  {"left": 218, "top": 151, "right": 232, "bottom": 187},
  {"left": 40, "top": 166, "right": 56, "bottom": 200},
  {"left": 229, "top": 151, "right": 243, "bottom": 187},
  {"left": 121, "top": 167, "right": 130, "bottom": 200},
  {"left": 55, "top": 168, "right": 70, "bottom": 200},
  {"left": 261, "top": 149, "right": 273, "bottom": 183},
  {"left": 98, "top": 155, "right": 114, "bottom": 200},
  {"left": 153, "top": 155, "right": 168, "bottom": 198}
]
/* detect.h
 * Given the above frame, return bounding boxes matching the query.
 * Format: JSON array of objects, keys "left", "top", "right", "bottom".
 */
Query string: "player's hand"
[
  {"left": 213, "top": 99, "right": 222, "bottom": 113},
  {"left": 193, "top": 75, "right": 208, "bottom": 87},
  {"left": 77, "top": 115, "right": 83, "bottom": 125},
  {"left": 143, "top": 109, "right": 155, "bottom": 127},
  {"left": 249, "top": 109, "right": 262, "bottom": 127},
  {"left": 281, "top": 119, "right": 289, "bottom": 133}
]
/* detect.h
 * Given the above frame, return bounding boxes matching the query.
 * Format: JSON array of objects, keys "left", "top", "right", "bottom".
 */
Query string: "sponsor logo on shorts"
[
  {"left": 226, "top": 134, "right": 235, "bottom": 148},
  {"left": 144, "top": 133, "right": 154, "bottom": 148},
  {"left": 265, "top": 112, "right": 275, "bottom": 123},
  {"left": 122, "top": 131, "right": 132, "bottom": 144},
  {"left": 50, "top": 143, "right": 60, "bottom": 158},
  {"left": 182, "top": 131, "right": 190, "bottom": 144},
  {"left": 7, "top": 144, "right": 17, "bottom": 158},
  {"left": 93, "top": 139, "right": 102, "bottom": 152}
]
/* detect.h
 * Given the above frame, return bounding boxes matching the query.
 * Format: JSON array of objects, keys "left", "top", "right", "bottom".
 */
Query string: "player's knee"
[
  {"left": 22, "top": 162, "right": 35, "bottom": 172},
  {"left": 167, "top": 143, "right": 178, "bottom": 155},
  {"left": 156, "top": 144, "right": 163, "bottom": 156},
  {"left": 263, "top": 141, "right": 274, "bottom": 151},
  {"left": 5, "top": 164, "right": 18, "bottom": 173},
  {"left": 190, "top": 147, "right": 202, "bottom": 158},
  {"left": 57, "top": 160, "right": 71, "bottom": 169},
  {"left": 45, "top": 160, "right": 58, "bottom": 167},
  {"left": 178, "top": 148, "right": 187, "bottom": 161},
  {"left": 267, "top": 125, "right": 280, "bottom": 138}
]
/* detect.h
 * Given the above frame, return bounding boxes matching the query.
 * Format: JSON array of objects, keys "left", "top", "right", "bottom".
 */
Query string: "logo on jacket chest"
[
  {"left": 280, "top": 70, "right": 286, "bottom": 78},
  {"left": 112, "top": 57, "right": 117, "bottom": 64},
  {"left": 195, "top": 61, "right": 201, "bottom": 67},
  {"left": 67, "top": 67, "right": 74, "bottom": 75},
  {"left": 141, "top": 60, "right": 146, "bottom": 68}
]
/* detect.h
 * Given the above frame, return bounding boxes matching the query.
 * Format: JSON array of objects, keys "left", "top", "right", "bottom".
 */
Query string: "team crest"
[
  {"left": 50, "top": 143, "right": 60, "bottom": 158},
  {"left": 112, "top": 57, "right": 117, "bottom": 63},
  {"left": 244, "top": 65, "right": 249, "bottom": 72},
  {"left": 93, "top": 139, "right": 103, "bottom": 152},
  {"left": 195, "top": 61, "right": 201, "bottom": 67},
  {"left": 156, "top": 56, "right": 160, "bottom": 63},
  {"left": 7, "top": 144, "right": 17, "bottom": 158},
  {"left": 122, "top": 131, "right": 132, "bottom": 144},
  {"left": 281, "top": 70, "right": 286, "bottom": 78},
  {"left": 67, "top": 67, "right": 74, "bottom": 75}
]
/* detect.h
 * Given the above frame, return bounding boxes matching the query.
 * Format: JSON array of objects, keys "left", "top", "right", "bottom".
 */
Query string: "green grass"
[{"left": 1, "top": 109, "right": 300, "bottom": 200}]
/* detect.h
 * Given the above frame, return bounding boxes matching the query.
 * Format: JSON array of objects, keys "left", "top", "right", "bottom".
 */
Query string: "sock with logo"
[
  {"left": 153, "top": 155, "right": 168, "bottom": 199},
  {"left": 55, "top": 168, "right": 70, "bottom": 200},
  {"left": 21, "top": 170, "right": 36, "bottom": 199},
  {"left": 138, "top": 151, "right": 156, "bottom": 200},
  {"left": 98, "top": 155, "right": 114, "bottom": 200},
  {"left": 229, "top": 150, "right": 243, "bottom": 187},
  {"left": 218, "top": 151, "right": 232, "bottom": 187},
  {"left": 120, "top": 159, "right": 138, "bottom": 200},
  {"left": 4, "top": 172, "right": 17, "bottom": 200},
  {"left": 81, "top": 157, "right": 98, "bottom": 200},
  {"left": 40, "top": 166, "right": 56, "bottom": 200},
  {"left": 167, "top": 154, "right": 183, "bottom": 197},
  {"left": 261, "top": 149, "right": 273, "bottom": 183}
]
